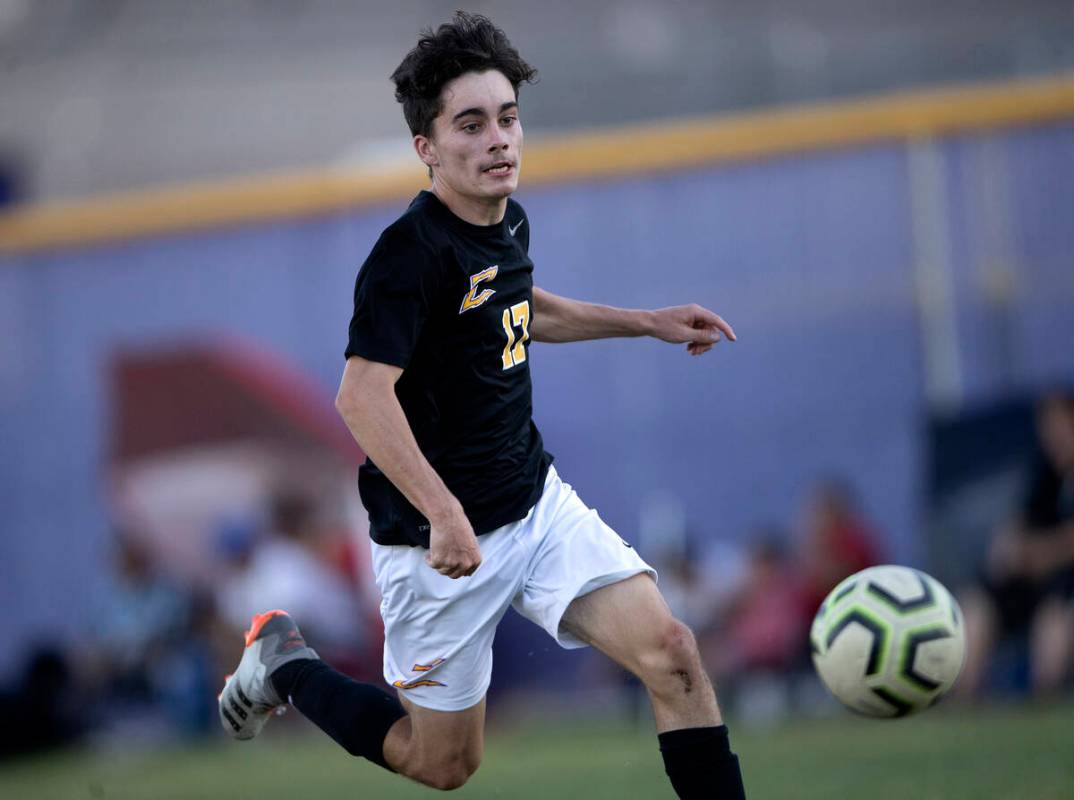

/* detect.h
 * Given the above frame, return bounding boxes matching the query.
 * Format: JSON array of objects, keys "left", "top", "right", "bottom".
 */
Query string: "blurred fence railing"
[{"left": 2, "top": 73, "right": 1073, "bottom": 253}]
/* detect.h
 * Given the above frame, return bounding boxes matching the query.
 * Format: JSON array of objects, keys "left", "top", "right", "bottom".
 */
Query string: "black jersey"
[{"left": 345, "top": 190, "right": 553, "bottom": 547}]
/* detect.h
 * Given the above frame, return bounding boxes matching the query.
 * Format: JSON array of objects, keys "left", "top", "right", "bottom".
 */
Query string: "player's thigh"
[
  {"left": 560, "top": 572, "right": 689, "bottom": 675},
  {"left": 512, "top": 467, "right": 655, "bottom": 649},
  {"left": 395, "top": 694, "right": 486, "bottom": 772}
]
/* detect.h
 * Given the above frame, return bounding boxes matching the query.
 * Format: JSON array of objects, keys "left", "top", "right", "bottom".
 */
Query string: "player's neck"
[{"left": 430, "top": 179, "right": 508, "bottom": 227}]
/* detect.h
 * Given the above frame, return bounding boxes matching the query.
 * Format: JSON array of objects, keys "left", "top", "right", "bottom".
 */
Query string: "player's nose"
[{"left": 486, "top": 130, "right": 509, "bottom": 151}]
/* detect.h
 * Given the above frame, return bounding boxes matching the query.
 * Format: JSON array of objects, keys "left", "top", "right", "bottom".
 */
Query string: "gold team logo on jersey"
[{"left": 459, "top": 266, "right": 498, "bottom": 313}]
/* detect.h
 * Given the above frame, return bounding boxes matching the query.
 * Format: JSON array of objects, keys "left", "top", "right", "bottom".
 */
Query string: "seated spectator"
[
  {"left": 709, "top": 537, "right": 809, "bottom": 678},
  {"left": 700, "top": 534, "right": 811, "bottom": 724},
  {"left": 217, "top": 491, "right": 366, "bottom": 659},
  {"left": 87, "top": 532, "right": 190, "bottom": 703},
  {"left": 83, "top": 530, "right": 216, "bottom": 738},
  {"left": 959, "top": 388, "right": 1074, "bottom": 698}
]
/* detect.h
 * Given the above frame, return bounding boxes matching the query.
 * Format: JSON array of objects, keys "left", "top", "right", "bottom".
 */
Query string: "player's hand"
[
  {"left": 648, "top": 304, "right": 736, "bottom": 356},
  {"left": 426, "top": 513, "right": 482, "bottom": 579}
]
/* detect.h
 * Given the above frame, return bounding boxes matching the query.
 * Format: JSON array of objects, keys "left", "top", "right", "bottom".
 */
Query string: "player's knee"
[
  {"left": 637, "top": 618, "right": 703, "bottom": 695},
  {"left": 419, "top": 762, "right": 479, "bottom": 791},
  {"left": 654, "top": 617, "right": 701, "bottom": 668},
  {"left": 413, "top": 751, "right": 481, "bottom": 791}
]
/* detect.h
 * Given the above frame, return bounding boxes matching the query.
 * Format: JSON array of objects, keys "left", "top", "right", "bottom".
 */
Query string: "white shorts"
[{"left": 371, "top": 466, "right": 656, "bottom": 712}]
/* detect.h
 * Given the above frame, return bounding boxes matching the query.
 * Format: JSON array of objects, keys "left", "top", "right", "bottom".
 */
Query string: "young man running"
[{"left": 219, "top": 12, "right": 746, "bottom": 798}]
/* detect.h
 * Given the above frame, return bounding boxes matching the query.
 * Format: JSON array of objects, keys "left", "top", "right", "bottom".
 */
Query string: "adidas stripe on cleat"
[{"left": 218, "top": 609, "right": 318, "bottom": 740}]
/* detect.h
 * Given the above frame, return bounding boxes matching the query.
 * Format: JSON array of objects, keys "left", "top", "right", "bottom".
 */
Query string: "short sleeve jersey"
[{"left": 345, "top": 190, "right": 553, "bottom": 547}]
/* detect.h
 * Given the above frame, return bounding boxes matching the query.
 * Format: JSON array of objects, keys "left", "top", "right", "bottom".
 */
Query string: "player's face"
[{"left": 419, "top": 70, "right": 523, "bottom": 204}]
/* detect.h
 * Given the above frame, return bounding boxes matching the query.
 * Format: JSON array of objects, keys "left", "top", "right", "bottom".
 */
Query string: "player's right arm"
[{"left": 336, "top": 355, "right": 481, "bottom": 579}]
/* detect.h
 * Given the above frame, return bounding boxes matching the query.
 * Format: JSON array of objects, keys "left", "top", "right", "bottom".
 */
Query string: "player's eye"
[
  {"left": 462, "top": 122, "right": 481, "bottom": 133},
  {"left": 500, "top": 116, "right": 517, "bottom": 127}
]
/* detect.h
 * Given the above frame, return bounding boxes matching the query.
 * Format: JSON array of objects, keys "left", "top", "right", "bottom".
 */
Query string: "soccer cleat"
[{"left": 218, "top": 609, "right": 319, "bottom": 740}]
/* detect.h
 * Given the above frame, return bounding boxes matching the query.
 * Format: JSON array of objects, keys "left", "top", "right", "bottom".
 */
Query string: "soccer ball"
[{"left": 810, "top": 565, "right": 965, "bottom": 718}]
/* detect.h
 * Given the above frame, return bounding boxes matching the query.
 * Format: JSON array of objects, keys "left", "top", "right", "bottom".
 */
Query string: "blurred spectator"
[
  {"left": 659, "top": 535, "right": 746, "bottom": 636},
  {"left": 705, "top": 535, "right": 808, "bottom": 681},
  {"left": 795, "top": 479, "right": 885, "bottom": 620},
  {"left": 703, "top": 486, "right": 883, "bottom": 722},
  {"left": 0, "top": 648, "right": 84, "bottom": 759},
  {"left": 84, "top": 531, "right": 215, "bottom": 738},
  {"left": 697, "top": 533, "right": 812, "bottom": 725},
  {"left": 91, "top": 533, "right": 189, "bottom": 679},
  {"left": 217, "top": 491, "right": 367, "bottom": 660},
  {"left": 959, "top": 388, "right": 1074, "bottom": 698}
]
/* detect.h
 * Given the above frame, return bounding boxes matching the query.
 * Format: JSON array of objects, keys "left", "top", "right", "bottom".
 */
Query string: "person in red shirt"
[{"left": 797, "top": 480, "right": 885, "bottom": 620}]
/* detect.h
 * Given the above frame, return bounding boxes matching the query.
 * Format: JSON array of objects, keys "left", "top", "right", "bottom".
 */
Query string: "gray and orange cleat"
[{"left": 218, "top": 609, "right": 318, "bottom": 740}]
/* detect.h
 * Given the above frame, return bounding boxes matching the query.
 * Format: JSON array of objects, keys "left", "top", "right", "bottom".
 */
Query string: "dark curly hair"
[{"left": 391, "top": 11, "right": 537, "bottom": 138}]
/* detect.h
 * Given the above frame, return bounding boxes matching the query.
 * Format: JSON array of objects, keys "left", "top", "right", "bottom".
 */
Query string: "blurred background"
[{"left": 1, "top": 1, "right": 1073, "bottom": 797}]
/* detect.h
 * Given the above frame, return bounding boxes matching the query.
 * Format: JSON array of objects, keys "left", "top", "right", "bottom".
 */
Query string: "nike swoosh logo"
[{"left": 509, "top": 218, "right": 525, "bottom": 236}]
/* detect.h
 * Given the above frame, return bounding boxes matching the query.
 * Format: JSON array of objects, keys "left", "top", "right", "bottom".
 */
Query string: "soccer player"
[{"left": 219, "top": 12, "right": 745, "bottom": 798}]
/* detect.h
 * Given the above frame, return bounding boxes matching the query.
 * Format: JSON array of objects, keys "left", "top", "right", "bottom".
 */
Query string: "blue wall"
[
  {"left": 2, "top": 122, "right": 1073, "bottom": 680},
  {"left": 524, "top": 145, "right": 921, "bottom": 562}
]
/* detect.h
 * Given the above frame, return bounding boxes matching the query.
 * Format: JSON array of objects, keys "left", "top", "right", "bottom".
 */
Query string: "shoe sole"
[{"left": 219, "top": 672, "right": 262, "bottom": 738}]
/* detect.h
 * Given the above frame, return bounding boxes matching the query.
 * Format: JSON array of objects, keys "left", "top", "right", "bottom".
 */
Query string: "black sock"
[
  {"left": 658, "top": 725, "right": 745, "bottom": 799},
  {"left": 271, "top": 659, "right": 406, "bottom": 771}
]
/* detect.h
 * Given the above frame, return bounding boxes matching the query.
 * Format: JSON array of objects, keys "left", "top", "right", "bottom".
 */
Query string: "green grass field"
[{"left": 2, "top": 701, "right": 1072, "bottom": 799}]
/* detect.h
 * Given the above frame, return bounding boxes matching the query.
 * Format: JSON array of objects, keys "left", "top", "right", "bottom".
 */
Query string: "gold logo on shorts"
[{"left": 393, "top": 658, "right": 447, "bottom": 689}]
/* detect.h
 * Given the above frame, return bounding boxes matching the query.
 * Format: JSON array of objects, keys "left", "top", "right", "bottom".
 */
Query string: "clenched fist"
[{"left": 427, "top": 513, "right": 482, "bottom": 578}]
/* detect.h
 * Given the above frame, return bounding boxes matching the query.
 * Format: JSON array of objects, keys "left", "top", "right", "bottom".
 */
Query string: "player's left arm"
[{"left": 531, "top": 286, "right": 735, "bottom": 355}]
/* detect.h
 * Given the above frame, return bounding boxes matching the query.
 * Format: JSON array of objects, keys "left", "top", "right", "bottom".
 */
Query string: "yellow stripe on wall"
[{"left": 2, "top": 72, "right": 1074, "bottom": 254}]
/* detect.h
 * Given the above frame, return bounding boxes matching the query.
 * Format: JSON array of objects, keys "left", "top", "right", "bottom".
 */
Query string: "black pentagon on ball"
[
  {"left": 871, "top": 686, "right": 913, "bottom": 717},
  {"left": 825, "top": 608, "right": 889, "bottom": 677},
  {"left": 899, "top": 627, "right": 952, "bottom": 693},
  {"left": 865, "top": 570, "right": 936, "bottom": 615}
]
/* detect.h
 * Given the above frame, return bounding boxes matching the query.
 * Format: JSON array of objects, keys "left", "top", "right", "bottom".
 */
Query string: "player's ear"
[{"left": 414, "top": 135, "right": 438, "bottom": 170}]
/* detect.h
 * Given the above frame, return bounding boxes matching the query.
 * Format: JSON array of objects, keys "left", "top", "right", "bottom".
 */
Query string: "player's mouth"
[{"left": 482, "top": 160, "right": 514, "bottom": 176}]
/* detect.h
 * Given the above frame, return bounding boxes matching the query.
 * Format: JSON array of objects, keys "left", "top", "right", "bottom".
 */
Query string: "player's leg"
[
  {"left": 234, "top": 524, "right": 524, "bottom": 789},
  {"left": 222, "top": 609, "right": 489, "bottom": 790},
  {"left": 220, "top": 610, "right": 409, "bottom": 770},
  {"left": 560, "top": 574, "right": 718, "bottom": 730},
  {"left": 560, "top": 575, "right": 744, "bottom": 799},
  {"left": 230, "top": 628, "right": 485, "bottom": 790},
  {"left": 381, "top": 696, "right": 485, "bottom": 790},
  {"left": 511, "top": 468, "right": 745, "bottom": 799}
]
